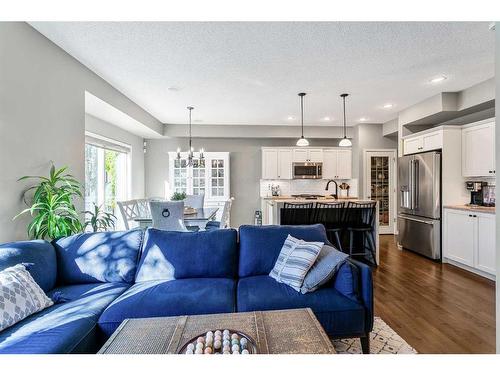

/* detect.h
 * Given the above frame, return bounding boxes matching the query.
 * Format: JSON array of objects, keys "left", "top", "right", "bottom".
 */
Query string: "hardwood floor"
[{"left": 372, "top": 235, "right": 496, "bottom": 353}]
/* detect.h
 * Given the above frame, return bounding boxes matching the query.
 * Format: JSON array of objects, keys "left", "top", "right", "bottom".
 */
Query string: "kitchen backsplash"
[{"left": 260, "top": 179, "right": 359, "bottom": 198}]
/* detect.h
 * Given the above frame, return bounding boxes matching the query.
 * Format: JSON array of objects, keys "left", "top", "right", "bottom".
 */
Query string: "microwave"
[{"left": 293, "top": 162, "right": 323, "bottom": 179}]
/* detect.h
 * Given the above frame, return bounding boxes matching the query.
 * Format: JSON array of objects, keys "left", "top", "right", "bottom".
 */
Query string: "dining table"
[{"left": 133, "top": 207, "right": 219, "bottom": 230}]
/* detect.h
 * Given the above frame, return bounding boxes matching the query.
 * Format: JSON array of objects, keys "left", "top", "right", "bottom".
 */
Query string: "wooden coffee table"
[{"left": 98, "top": 308, "right": 335, "bottom": 354}]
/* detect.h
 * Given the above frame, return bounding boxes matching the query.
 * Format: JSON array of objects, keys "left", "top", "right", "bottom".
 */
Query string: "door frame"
[{"left": 363, "top": 149, "right": 397, "bottom": 235}]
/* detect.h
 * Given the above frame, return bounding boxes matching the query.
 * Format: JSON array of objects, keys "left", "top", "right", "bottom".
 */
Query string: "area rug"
[{"left": 332, "top": 317, "right": 417, "bottom": 354}]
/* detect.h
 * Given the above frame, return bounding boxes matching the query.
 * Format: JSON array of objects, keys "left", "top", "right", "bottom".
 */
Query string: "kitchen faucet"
[{"left": 325, "top": 180, "right": 338, "bottom": 199}]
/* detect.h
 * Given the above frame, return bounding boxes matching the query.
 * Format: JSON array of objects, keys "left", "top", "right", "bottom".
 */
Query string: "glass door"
[{"left": 364, "top": 150, "right": 396, "bottom": 234}]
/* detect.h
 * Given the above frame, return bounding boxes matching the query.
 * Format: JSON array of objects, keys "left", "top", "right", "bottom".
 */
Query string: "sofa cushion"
[
  {"left": 52, "top": 229, "right": 143, "bottom": 285},
  {"left": 0, "top": 240, "right": 56, "bottom": 292},
  {"left": 98, "top": 278, "right": 236, "bottom": 337},
  {"left": 135, "top": 228, "right": 238, "bottom": 282},
  {"left": 0, "top": 283, "right": 128, "bottom": 354},
  {"left": 237, "top": 275, "right": 365, "bottom": 337},
  {"left": 238, "top": 225, "right": 329, "bottom": 277}
]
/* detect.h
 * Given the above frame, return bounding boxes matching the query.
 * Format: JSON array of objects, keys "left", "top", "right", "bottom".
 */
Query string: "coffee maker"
[{"left": 465, "top": 181, "right": 486, "bottom": 206}]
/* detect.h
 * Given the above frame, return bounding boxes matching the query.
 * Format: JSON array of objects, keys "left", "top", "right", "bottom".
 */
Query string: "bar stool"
[
  {"left": 313, "top": 202, "right": 345, "bottom": 252},
  {"left": 344, "top": 201, "right": 377, "bottom": 266},
  {"left": 280, "top": 202, "right": 314, "bottom": 225}
]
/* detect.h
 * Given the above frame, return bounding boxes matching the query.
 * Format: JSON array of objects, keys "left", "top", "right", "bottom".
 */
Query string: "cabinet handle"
[{"left": 489, "top": 171, "right": 493, "bottom": 173}]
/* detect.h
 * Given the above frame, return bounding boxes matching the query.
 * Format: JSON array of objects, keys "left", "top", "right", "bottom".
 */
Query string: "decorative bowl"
[{"left": 178, "top": 329, "right": 257, "bottom": 354}]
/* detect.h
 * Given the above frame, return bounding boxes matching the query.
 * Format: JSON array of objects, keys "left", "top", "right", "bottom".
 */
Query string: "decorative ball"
[
  {"left": 187, "top": 343, "right": 195, "bottom": 351},
  {"left": 223, "top": 350, "right": 231, "bottom": 354},
  {"left": 206, "top": 337, "right": 213, "bottom": 346},
  {"left": 223, "top": 339, "right": 231, "bottom": 347},
  {"left": 214, "top": 340, "right": 222, "bottom": 350},
  {"left": 204, "top": 347, "right": 212, "bottom": 354},
  {"left": 196, "top": 342, "right": 204, "bottom": 350},
  {"left": 232, "top": 350, "right": 240, "bottom": 355},
  {"left": 223, "top": 329, "right": 230, "bottom": 336},
  {"left": 195, "top": 348, "right": 203, "bottom": 354},
  {"left": 240, "top": 338, "right": 248, "bottom": 347},
  {"left": 186, "top": 349, "right": 194, "bottom": 354},
  {"left": 231, "top": 333, "right": 239, "bottom": 340},
  {"left": 215, "top": 330, "right": 222, "bottom": 336},
  {"left": 231, "top": 344, "right": 240, "bottom": 352},
  {"left": 197, "top": 337, "right": 205, "bottom": 344},
  {"left": 241, "top": 349, "right": 249, "bottom": 355},
  {"left": 206, "top": 331, "right": 214, "bottom": 337},
  {"left": 231, "top": 338, "right": 239, "bottom": 346}
]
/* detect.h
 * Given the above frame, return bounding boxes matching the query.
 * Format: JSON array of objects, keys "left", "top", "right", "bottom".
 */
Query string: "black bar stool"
[
  {"left": 280, "top": 202, "right": 314, "bottom": 225},
  {"left": 344, "top": 201, "right": 377, "bottom": 266},
  {"left": 312, "top": 202, "right": 345, "bottom": 252}
]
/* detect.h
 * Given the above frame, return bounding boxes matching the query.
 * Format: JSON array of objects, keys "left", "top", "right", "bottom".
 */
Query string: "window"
[
  {"left": 85, "top": 133, "right": 129, "bottom": 215},
  {"left": 168, "top": 152, "right": 229, "bottom": 202}
]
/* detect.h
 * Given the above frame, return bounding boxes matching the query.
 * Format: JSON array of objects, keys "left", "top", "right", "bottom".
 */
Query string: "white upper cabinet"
[
  {"left": 462, "top": 121, "right": 495, "bottom": 177},
  {"left": 262, "top": 149, "right": 293, "bottom": 179},
  {"left": 323, "top": 149, "right": 352, "bottom": 179},
  {"left": 403, "top": 129, "right": 443, "bottom": 155},
  {"left": 293, "top": 148, "right": 323, "bottom": 162},
  {"left": 277, "top": 149, "right": 293, "bottom": 179},
  {"left": 262, "top": 149, "right": 278, "bottom": 179}
]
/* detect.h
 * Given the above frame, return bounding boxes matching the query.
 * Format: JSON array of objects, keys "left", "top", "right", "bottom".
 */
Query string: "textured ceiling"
[{"left": 30, "top": 22, "right": 494, "bottom": 126}]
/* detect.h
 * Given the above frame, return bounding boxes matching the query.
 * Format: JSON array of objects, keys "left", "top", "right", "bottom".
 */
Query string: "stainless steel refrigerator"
[{"left": 397, "top": 151, "right": 441, "bottom": 259}]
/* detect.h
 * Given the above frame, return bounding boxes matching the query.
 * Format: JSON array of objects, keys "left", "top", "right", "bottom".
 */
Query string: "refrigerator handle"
[
  {"left": 413, "top": 159, "right": 419, "bottom": 209},
  {"left": 409, "top": 159, "right": 414, "bottom": 210}
]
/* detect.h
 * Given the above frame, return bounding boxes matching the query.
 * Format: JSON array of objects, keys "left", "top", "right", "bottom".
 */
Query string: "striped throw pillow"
[{"left": 269, "top": 235, "right": 324, "bottom": 292}]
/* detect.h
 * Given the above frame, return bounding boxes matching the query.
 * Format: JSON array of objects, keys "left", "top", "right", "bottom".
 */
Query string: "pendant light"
[
  {"left": 339, "top": 93, "right": 352, "bottom": 147},
  {"left": 176, "top": 106, "right": 205, "bottom": 166},
  {"left": 296, "top": 92, "right": 309, "bottom": 146}
]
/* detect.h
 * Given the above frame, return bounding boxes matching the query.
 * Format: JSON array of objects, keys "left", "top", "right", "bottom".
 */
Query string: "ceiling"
[{"left": 30, "top": 22, "right": 495, "bottom": 127}]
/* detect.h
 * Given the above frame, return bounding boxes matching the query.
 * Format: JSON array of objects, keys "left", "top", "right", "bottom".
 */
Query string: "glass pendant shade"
[
  {"left": 339, "top": 137, "right": 352, "bottom": 147},
  {"left": 296, "top": 137, "right": 309, "bottom": 146}
]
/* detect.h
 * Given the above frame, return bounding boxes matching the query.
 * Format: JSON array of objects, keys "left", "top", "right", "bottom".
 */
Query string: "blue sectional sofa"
[{"left": 0, "top": 224, "right": 373, "bottom": 354}]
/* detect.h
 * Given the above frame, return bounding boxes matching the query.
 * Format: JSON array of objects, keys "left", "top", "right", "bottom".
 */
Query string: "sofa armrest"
[{"left": 348, "top": 259, "right": 374, "bottom": 333}]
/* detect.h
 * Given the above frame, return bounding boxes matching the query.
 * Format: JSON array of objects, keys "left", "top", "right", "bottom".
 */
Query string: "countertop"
[
  {"left": 444, "top": 205, "right": 495, "bottom": 214},
  {"left": 261, "top": 196, "right": 375, "bottom": 203}
]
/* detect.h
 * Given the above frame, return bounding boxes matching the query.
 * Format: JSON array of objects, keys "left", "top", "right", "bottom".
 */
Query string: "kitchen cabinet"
[
  {"left": 262, "top": 149, "right": 292, "bottom": 179},
  {"left": 323, "top": 149, "right": 352, "bottom": 179},
  {"left": 293, "top": 148, "right": 323, "bottom": 162},
  {"left": 443, "top": 208, "right": 496, "bottom": 278},
  {"left": 462, "top": 121, "right": 495, "bottom": 177},
  {"left": 403, "top": 129, "right": 443, "bottom": 155}
]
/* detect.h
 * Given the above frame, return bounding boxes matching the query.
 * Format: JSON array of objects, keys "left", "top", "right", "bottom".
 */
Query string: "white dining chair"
[
  {"left": 184, "top": 194, "right": 205, "bottom": 209},
  {"left": 117, "top": 200, "right": 141, "bottom": 230},
  {"left": 149, "top": 201, "right": 188, "bottom": 232},
  {"left": 205, "top": 197, "right": 234, "bottom": 230}
]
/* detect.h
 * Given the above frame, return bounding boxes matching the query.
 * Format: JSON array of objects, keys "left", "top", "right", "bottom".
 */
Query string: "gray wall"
[
  {"left": 145, "top": 137, "right": 342, "bottom": 227},
  {"left": 85, "top": 114, "right": 145, "bottom": 199},
  {"left": 0, "top": 23, "right": 161, "bottom": 242},
  {"left": 351, "top": 123, "right": 398, "bottom": 196}
]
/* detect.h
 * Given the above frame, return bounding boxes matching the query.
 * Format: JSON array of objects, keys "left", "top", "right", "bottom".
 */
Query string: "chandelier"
[{"left": 176, "top": 106, "right": 204, "bottom": 166}]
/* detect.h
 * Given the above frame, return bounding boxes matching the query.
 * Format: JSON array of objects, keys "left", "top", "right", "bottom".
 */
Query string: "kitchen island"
[{"left": 260, "top": 196, "right": 379, "bottom": 265}]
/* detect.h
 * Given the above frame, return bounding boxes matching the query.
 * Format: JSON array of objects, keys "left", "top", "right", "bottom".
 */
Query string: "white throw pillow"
[
  {"left": 0, "top": 264, "right": 54, "bottom": 332},
  {"left": 269, "top": 235, "right": 323, "bottom": 292}
]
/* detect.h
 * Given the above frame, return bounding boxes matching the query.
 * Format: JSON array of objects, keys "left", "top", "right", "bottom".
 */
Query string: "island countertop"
[{"left": 261, "top": 195, "right": 375, "bottom": 203}]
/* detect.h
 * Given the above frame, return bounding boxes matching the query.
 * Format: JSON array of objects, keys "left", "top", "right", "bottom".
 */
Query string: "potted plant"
[
  {"left": 84, "top": 203, "right": 117, "bottom": 232},
  {"left": 14, "top": 164, "right": 83, "bottom": 240},
  {"left": 171, "top": 191, "right": 187, "bottom": 201}
]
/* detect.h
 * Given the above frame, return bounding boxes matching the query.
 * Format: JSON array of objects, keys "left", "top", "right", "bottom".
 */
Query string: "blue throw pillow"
[
  {"left": 300, "top": 244, "right": 348, "bottom": 294},
  {"left": 53, "top": 229, "right": 143, "bottom": 284}
]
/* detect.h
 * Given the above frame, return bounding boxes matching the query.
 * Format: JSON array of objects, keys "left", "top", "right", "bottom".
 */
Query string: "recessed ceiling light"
[
  {"left": 321, "top": 116, "right": 332, "bottom": 121},
  {"left": 429, "top": 75, "right": 447, "bottom": 84},
  {"left": 287, "top": 115, "right": 296, "bottom": 121},
  {"left": 383, "top": 103, "right": 393, "bottom": 109},
  {"left": 359, "top": 117, "right": 367, "bottom": 122},
  {"left": 193, "top": 119, "right": 203, "bottom": 123},
  {"left": 167, "top": 86, "right": 180, "bottom": 91}
]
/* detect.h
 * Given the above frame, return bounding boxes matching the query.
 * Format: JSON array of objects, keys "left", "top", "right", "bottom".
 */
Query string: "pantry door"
[{"left": 363, "top": 150, "right": 397, "bottom": 235}]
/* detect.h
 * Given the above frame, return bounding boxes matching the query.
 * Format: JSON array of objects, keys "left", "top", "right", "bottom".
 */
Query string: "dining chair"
[
  {"left": 184, "top": 194, "right": 205, "bottom": 209},
  {"left": 117, "top": 199, "right": 142, "bottom": 230},
  {"left": 205, "top": 198, "right": 234, "bottom": 231},
  {"left": 149, "top": 201, "right": 188, "bottom": 232},
  {"left": 313, "top": 201, "right": 345, "bottom": 252},
  {"left": 280, "top": 202, "right": 314, "bottom": 225}
]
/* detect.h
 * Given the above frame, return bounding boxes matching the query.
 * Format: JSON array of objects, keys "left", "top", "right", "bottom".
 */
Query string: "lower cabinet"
[{"left": 443, "top": 208, "right": 496, "bottom": 278}]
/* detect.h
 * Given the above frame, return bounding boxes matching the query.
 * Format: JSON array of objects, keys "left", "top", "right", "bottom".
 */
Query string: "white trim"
[{"left": 85, "top": 131, "right": 132, "bottom": 153}]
